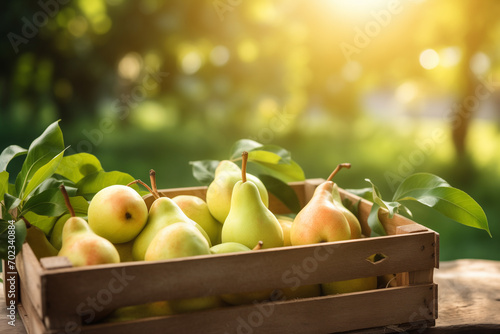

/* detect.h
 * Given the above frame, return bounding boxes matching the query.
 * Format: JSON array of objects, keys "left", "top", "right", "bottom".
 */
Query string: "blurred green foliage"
[{"left": 1, "top": 0, "right": 499, "bottom": 260}]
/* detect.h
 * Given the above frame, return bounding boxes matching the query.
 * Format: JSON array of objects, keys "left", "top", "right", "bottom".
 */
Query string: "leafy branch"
[
  {"left": 347, "top": 173, "right": 491, "bottom": 237},
  {"left": 0, "top": 120, "right": 140, "bottom": 260}
]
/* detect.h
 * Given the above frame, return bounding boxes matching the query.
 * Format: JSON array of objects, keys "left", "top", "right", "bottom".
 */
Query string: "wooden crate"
[{"left": 10, "top": 179, "right": 439, "bottom": 334}]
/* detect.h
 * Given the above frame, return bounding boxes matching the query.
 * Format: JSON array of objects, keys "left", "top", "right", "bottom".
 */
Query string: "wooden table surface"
[{"left": 1, "top": 259, "right": 499, "bottom": 334}]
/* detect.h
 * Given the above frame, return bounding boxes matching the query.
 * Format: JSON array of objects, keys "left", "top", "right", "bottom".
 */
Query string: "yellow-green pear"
[
  {"left": 25, "top": 225, "right": 58, "bottom": 260},
  {"left": 210, "top": 242, "right": 251, "bottom": 254},
  {"left": 290, "top": 164, "right": 353, "bottom": 245},
  {"left": 88, "top": 185, "right": 148, "bottom": 244},
  {"left": 113, "top": 240, "right": 135, "bottom": 262},
  {"left": 321, "top": 277, "right": 377, "bottom": 295},
  {"left": 212, "top": 240, "right": 275, "bottom": 306},
  {"left": 49, "top": 213, "right": 71, "bottom": 250},
  {"left": 145, "top": 223, "right": 222, "bottom": 313},
  {"left": 132, "top": 196, "right": 211, "bottom": 261},
  {"left": 206, "top": 160, "right": 269, "bottom": 224},
  {"left": 173, "top": 195, "right": 222, "bottom": 245},
  {"left": 221, "top": 152, "right": 283, "bottom": 249},
  {"left": 276, "top": 215, "right": 294, "bottom": 246},
  {"left": 58, "top": 186, "right": 120, "bottom": 266},
  {"left": 331, "top": 183, "right": 362, "bottom": 239},
  {"left": 132, "top": 171, "right": 212, "bottom": 261},
  {"left": 105, "top": 301, "right": 173, "bottom": 322}
]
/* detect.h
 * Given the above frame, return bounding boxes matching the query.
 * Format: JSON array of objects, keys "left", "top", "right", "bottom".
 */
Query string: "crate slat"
[{"left": 79, "top": 284, "right": 436, "bottom": 334}]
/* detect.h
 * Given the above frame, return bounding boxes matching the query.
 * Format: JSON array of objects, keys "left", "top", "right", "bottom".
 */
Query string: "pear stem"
[
  {"left": 327, "top": 163, "right": 351, "bottom": 182},
  {"left": 252, "top": 241, "right": 263, "bottom": 250},
  {"left": 241, "top": 151, "right": 248, "bottom": 183},
  {"left": 127, "top": 179, "right": 159, "bottom": 199},
  {"left": 149, "top": 169, "right": 161, "bottom": 198},
  {"left": 60, "top": 185, "right": 75, "bottom": 217}
]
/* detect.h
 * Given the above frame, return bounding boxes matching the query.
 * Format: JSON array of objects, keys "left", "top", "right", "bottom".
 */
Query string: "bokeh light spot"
[
  {"left": 181, "top": 51, "right": 202, "bottom": 75},
  {"left": 470, "top": 52, "right": 490, "bottom": 75},
  {"left": 118, "top": 53, "right": 142, "bottom": 81},
  {"left": 419, "top": 49, "right": 440, "bottom": 70},
  {"left": 210, "top": 46, "right": 230, "bottom": 67}
]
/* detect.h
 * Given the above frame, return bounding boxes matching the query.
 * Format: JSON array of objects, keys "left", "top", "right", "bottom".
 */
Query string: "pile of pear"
[{"left": 25, "top": 153, "right": 377, "bottom": 321}]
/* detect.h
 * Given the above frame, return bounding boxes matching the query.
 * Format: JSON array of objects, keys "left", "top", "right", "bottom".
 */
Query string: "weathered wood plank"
[{"left": 79, "top": 285, "right": 436, "bottom": 334}]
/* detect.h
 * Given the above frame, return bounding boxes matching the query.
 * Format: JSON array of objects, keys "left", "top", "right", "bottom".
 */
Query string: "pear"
[
  {"left": 145, "top": 222, "right": 211, "bottom": 260},
  {"left": 88, "top": 185, "right": 148, "bottom": 244},
  {"left": 49, "top": 213, "right": 71, "bottom": 250},
  {"left": 276, "top": 215, "right": 294, "bottom": 246},
  {"left": 212, "top": 241, "right": 275, "bottom": 306},
  {"left": 25, "top": 225, "right": 58, "bottom": 260},
  {"left": 331, "top": 183, "right": 362, "bottom": 239},
  {"left": 173, "top": 195, "right": 222, "bottom": 245},
  {"left": 145, "top": 223, "right": 222, "bottom": 313},
  {"left": 221, "top": 152, "right": 283, "bottom": 249},
  {"left": 58, "top": 185, "right": 120, "bottom": 266},
  {"left": 105, "top": 301, "right": 173, "bottom": 322},
  {"left": 210, "top": 242, "right": 251, "bottom": 254},
  {"left": 132, "top": 171, "right": 211, "bottom": 261},
  {"left": 321, "top": 277, "right": 377, "bottom": 295},
  {"left": 113, "top": 240, "right": 135, "bottom": 262},
  {"left": 206, "top": 160, "right": 269, "bottom": 224},
  {"left": 290, "top": 164, "right": 353, "bottom": 245}
]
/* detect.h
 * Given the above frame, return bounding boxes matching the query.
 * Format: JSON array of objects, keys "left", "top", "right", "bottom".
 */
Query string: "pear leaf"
[
  {"left": 0, "top": 219, "right": 27, "bottom": 258},
  {"left": 15, "top": 120, "right": 64, "bottom": 197},
  {"left": 75, "top": 170, "right": 138, "bottom": 199},
  {"left": 22, "top": 212, "right": 57, "bottom": 236},
  {"left": 4, "top": 193, "right": 21, "bottom": 212},
  {"left": 259, "top": 174, "right": 301, "bottom": 213},
  {"left": 367, "top": 203, "right": 387, "bottom": 237},
  {"left": 365, "top": 178, "right": 400, "bottom": 218},
  {"left": 230, "top": 139, "right": 263, "bottom": 159},
  {"left": 0, "top": 171, "right": 8, "bottom": 201},
  {"left": 248, "top": 145, "right": 292, "bottom": 163},
  {"left": 55, "top": 152, "right": 103, "bottom": 183},
  {"left": 0, "top": 145, "right": 27, "bottom": 172},
  {"left": 345, "top": 187, "right": 374, "bottom": 201},
  {"left": 248, "top": 160, "right": 305, "bottom": 183},
  {"left": 21, "top": 149, "right": 67, "bottom": 201},
  {"left": 395, "top": 180, "right": 490, "bottom": 236},
  {"left": 20, "top": 188, "right": 66, "bottom": 217},
  {"left": 393, "top": 172, "right": 450, "bottom": 201},
  {"left": 189, "top": 160, "right": 220, "bottom": 185}
]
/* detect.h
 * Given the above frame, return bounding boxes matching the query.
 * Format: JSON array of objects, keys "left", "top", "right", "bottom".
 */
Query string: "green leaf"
[
  {"left": 394, "top": 173, "right": 490, "bottom": 235},
  {"left": 22, "top": 212, "right": 57, "bottom": 236},
  {"left": 21, "top": 149, "right": 67, "bottom": 201},
  {"left": 0, "top": 219, "right": 27, "bottom": 259},
  {"left": 393, "top": 173, "right": 450, "bottom": 202},
  {"left": 402, "top": 187, "right": 490, "bottom": 236},
  {"left": 367, "top": 203, "right": 387, "bottom": 237},
  {"left": 365, "top": 178, "right": 401, "bottom": 218},
  {"left": 15, "top": 120, "right": 64, "bottom": 197},
  {"left": 69, "top": 196, "right": 90, "bottom": 216},
  {"left": 259, "top": 174, "right": 301, "bottom": 213},
  {"left": 75, "top": 170, "right": 138, "bottom": 199},
  {"left": 0, "top": 171, "right": 9, "bottom": 200},
  {"left": 248, "top": 160, "right": 305, "bottom": 183},
  {"left": 20, "top": 188, "right": 66, "bottom": 217},
  {"left": 55, "top": 152, "right": 103, "bottom": 183},
  {"left": 189, "top": 160, "right": 220, "bottom": 185},
  {"left": 345, "top": 187, "right": 374, "bottom": 201},
  {"left": 0, "top": 145, "right": 27, "bottom": 172},
  {"left": 4, "top": 193, "right": 21, "bottom": 212},
  {"left": 230, "top": 139, "right": 263, "bottom": 159}
]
